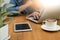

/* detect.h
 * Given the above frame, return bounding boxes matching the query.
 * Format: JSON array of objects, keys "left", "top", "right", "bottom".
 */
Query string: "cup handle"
[{"left": 42, "top": 20, "right": 46, "bottom": 25}]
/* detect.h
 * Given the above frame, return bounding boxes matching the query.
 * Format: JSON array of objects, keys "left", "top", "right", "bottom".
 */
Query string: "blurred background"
[{"left": 0, "top": 0, "right": 60, "bottom": 11}]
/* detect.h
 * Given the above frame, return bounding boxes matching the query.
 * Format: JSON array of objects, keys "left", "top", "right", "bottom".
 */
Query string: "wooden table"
[{"left": 8, "top": 14, "right": 60, "bottom": 40}]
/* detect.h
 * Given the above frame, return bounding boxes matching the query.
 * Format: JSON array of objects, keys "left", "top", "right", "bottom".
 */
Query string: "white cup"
[{"left": 43, "top": 19, "right": 57, "bottom": 28}]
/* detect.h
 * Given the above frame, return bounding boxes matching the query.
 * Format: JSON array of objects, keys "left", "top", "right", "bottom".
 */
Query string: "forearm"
[{"left": 19, "top": 0, "right": 32, "bottom": 12}]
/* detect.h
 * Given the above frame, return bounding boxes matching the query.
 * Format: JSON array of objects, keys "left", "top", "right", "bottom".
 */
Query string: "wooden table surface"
[{"left": 8, "top": 14, "right": 60, "bottom": 40}]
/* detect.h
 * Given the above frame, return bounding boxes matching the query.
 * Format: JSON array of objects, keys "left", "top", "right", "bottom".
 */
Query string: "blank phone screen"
[{"left": 15, "top": 24, "right": 31, "bottom": 30}]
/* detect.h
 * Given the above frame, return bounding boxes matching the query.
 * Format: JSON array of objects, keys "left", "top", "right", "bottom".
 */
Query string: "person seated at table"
[{"left": 7, "top": 0, "right": 41, "bottom": 19}]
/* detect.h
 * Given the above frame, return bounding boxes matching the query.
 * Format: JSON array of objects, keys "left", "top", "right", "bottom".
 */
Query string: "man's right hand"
[{"left": 27, "top": 11, "right": 41, "bottom": 19}]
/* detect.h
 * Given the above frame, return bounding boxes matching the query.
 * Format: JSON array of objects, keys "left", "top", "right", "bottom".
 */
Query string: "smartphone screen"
[{"left": 15, "top": 24, "right": 31, "bottom": 30}]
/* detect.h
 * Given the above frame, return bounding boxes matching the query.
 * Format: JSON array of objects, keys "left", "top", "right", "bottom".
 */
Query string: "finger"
[
  {"left": 35, "top": 14, "right": 39, "bottom": 19},
  {"left": 36, "top": 14, "right": 39, "bottom": 19},
  {"left": 33, "top": 12, "right": 38, "bottom": 19},
  {"left": 38, "top": 14, "right": 41, "bottom": 19},
  {"left": 27, "top": 14, "right": 33, "bottom": 18},
  {"left": 33, "top": 14, "right": 36, "bottom": 19}
]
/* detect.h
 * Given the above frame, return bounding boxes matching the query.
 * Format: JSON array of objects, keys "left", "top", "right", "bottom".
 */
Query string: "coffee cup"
[{"left": 43, "top": 19, "right": 57, "bottom": 28}]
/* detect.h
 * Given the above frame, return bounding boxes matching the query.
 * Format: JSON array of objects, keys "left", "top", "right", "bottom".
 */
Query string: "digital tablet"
[{"left": 14, "top": 22, "right": 32, "bottom": 32}]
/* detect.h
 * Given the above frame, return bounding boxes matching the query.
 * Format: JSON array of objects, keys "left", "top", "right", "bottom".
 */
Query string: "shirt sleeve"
[
  {"left": 7, "top": 6, "right": 19, "bottom": 12},
  {"left": 7, "top": 0, "right": 19, "bottom": 12},
  {"left": 10, "top": 0, "right": 16, "bottom": 4}
]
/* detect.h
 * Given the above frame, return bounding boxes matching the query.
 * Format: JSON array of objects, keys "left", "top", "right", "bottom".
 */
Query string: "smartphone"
[{"left": 14, "top": 22, "right": 32, "bottom": 32}]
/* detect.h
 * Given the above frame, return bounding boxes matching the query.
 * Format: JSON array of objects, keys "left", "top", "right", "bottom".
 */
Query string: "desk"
[{"left": 9, "top": 14, "right": 60, "bottom": 40}]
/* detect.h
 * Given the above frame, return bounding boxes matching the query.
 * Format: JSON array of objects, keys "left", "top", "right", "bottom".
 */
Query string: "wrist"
[
  {"left": 24, "top": 0, "right": 32, "bottom": 7},
  {"left": 36, "top": 11, "right": 40, "bottom": 13},
  {"left": 19, "top": 5, "right": 26, "bottom": 12}
]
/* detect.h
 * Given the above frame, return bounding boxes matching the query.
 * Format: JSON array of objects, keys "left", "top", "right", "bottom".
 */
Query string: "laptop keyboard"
[
  {"left": 34, "top": 19, "right": 39, "bottom": 21},
  {"left": 28, "top": 17, "right": 39, "bottom": 21}
]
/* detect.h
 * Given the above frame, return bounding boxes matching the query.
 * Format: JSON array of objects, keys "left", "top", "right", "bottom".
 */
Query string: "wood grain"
[{"left": 8, "top": 14, "right": 60, "bottom": 40}]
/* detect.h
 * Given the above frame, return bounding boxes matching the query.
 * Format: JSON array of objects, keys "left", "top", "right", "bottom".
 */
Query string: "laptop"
[{"left": 26, "top": 6, "right": 60, "bottom": 23}]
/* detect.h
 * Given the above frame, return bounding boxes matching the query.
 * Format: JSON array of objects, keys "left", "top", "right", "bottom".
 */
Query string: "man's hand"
[
  {"left": 19, "top": 0, "right": 32, "bottom": 12},
  {"left": 27, "top": 11, "right": 41, "bottom": 19}
]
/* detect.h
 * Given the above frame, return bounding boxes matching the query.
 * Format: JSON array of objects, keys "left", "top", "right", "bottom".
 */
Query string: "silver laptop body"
[{"left": 26, "top": 6, "right": 60, "bottom": 23}]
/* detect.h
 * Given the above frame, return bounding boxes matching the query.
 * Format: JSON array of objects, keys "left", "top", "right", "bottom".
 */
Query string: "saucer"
[{"left": 41, "top": 25, "right": 60, "bottom": 31}]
